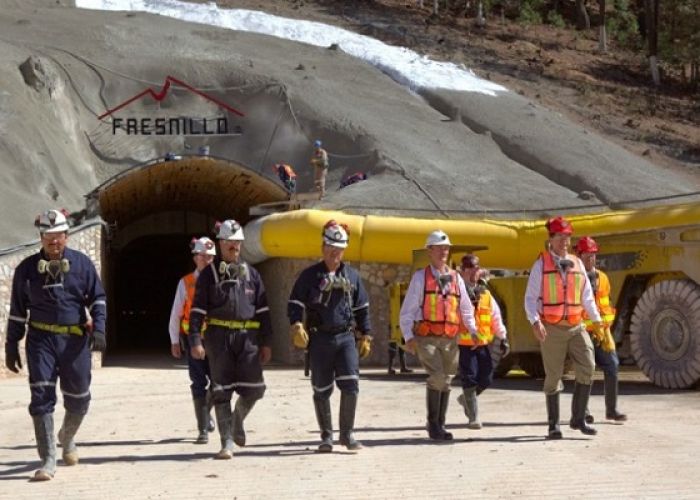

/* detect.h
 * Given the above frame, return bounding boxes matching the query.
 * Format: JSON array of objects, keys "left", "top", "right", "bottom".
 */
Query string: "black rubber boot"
[
  {"left": 193, "top": 397, "right": 209, "bottom": 444},
  {"left": 57, "top": 411, "right": 84, "bottom": 465},
  {"left": 205, "top": 389, "right": 215, "bottom": 432},
  {"left": 398, "top": 348, "right": 413, "bottom": 373},
  {"left": 426, "top": 388, "right": 444, "bottom": 440},
  {"left": 233, "top": 396, "right": 256, "bottom": 447},
  {"left": 387, "top": 344, "right": 397, "bottom": 375},
  {"left": 438, "top": 390, "right": 453, "bottom": 440},
  {"left": 570, "top": 383, "right": 597, "bottom": 435},
  {"left": 313, "top": 397, "right": 333, "bottom": 453},
  {"left": 458, "top": 387, "right": 481, "bottom": 429},
  {"left": 339, "top": 392, "right": 362, "bottom": 450},
  {"left": 546, "top": 393, "right": 562, "bottom": 439},
  {"left": 604, "top": 374, "right": 627, "bottom": 421},
  {"left": 214, "top": 403, "right": 234, "bottom": 459},
  {"left": 31, "top": 414, "right": 56, "bottom": 481}
]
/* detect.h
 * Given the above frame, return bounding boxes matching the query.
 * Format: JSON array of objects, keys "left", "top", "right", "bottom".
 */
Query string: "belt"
[
  {"left": 311, "top": 325, "right": 352, "bottom": 335},
  {"left": 29, "top": 321, "right": 83, "bottom": 336},
  {"left": 207, "top": 318, "right": 260, "bottom": 330}
]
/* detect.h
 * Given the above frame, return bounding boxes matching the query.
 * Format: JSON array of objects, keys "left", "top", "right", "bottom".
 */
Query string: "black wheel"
[
  {"left": 518, "top": 352, "right": 546, "bottom": 379},
  {"left": 630, "top": 279, "right": 700, "bottom": 389},
  {"left": 489, "top": 339, "right": 515, "bottom": 377}
]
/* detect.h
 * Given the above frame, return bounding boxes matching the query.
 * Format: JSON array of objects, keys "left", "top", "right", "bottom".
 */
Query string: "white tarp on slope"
[{"left": 76, "top": 0, "right": 507, "bottom": 96}]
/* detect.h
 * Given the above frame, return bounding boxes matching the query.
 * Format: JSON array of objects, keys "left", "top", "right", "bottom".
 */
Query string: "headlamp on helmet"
[
  {"left": 215, "top": 219, "right": 244, "bottom": 241},
  {"left": 35, "top": 209, "right": 70, "bottom": 234},
  {"left": 425, "top": 230, "right": 452, "bottom": 248},
  {"left": 322, "top": 220, "right": 349, "bottom": 249},
  {"left": 190, "top": 236, "right": 217, "bottom": 255}
]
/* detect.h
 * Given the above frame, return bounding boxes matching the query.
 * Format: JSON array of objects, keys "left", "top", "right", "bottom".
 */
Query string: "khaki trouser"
[
  {"left": 314, "top": 167, "right": 327, "bottom": 197},
  {"left": 415, "top": 336, "right": 459, "bottom": 392},
  {"left": 541, "top": 322, "right": 595, "bottom": 395}
]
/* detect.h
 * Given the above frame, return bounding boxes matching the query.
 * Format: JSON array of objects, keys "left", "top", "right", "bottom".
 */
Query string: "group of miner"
[{"left": 4, "top": 209, "right": 627, "bottom": 481}]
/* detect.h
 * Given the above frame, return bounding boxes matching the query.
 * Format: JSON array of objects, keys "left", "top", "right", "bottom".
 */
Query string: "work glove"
[
  {"left": 5, "top": 342, "right": 22, "bottom": 373},
  {"left": 499, "top": 337, "right": 511, "bottom": 358},
  {"left": 356, "top": 335, "right": 372, "bottom": 359},
  {"left": 601, "top": 326, "right": 616, "bottom": 353},
  {"left": 90, "top": 331, "right": 107, "bottom": 352},
  {"left": 591, "top": 322, "right": 606, "bottom": 346},
  {"left": 290, "top": 322, "right": 309, "bottom": 349}
]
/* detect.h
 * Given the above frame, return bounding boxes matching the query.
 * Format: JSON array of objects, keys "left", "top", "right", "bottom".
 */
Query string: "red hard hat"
[
  {"left": 546, "top": 216, "right": 573, "bottom": 235},
  {"left": 575, "top": 236, "right": 599, "bottom": 254}
]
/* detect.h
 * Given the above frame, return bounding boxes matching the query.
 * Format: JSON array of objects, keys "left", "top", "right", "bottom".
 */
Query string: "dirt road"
[{"left": 1, "top": 355, "right": 698, "bottom": 499}]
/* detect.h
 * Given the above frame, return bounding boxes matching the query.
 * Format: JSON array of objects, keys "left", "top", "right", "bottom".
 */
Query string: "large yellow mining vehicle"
[{"left": 247, "top": 202, "right": 700, "bottom": 389}]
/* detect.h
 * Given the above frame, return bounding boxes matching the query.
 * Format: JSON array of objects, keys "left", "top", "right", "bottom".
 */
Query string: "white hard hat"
[
  {"left": 215, "top": 219, "right": 244, "bottom": 241},
  {"left": 322, "top": 220, "right": 349, "bottom": 249},
  {"left": 190, "top": 236, "right": 216, "bottom": 256},
  {"left": 35, "top": 209, "right": 70, "bottom": 234},
  {"left": 425, "top": 230, "right": 452, "bottom": 247}
]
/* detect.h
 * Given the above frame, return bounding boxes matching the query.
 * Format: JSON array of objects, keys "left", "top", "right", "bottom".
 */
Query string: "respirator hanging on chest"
[
  {"left": 37, "top": 259, "right": 70, "bottom": 279},
  {"left": 219, "top": 261, "right": 249, "bottom": 281},
  {"left": 318, "top": 273, "right": 352, "bottom": 293}
]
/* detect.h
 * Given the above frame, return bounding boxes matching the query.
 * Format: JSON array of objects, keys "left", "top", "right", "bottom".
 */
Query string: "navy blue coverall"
[
  {"left": 288, "top": 261, "right": 370, "bottom": 400},
  {"left": 6, "top": 247, "right": 107, "bottom": 416},
  {"left": 188, "top": 259, "right": 271, "bottom": 404}
]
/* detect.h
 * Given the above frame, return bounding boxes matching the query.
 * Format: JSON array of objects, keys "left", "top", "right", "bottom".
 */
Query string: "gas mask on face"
[{"left": 218, "top": 261, "right": 249, "bottom": 282}]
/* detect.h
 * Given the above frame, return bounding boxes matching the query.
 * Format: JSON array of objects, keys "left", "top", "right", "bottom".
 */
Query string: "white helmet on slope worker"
[
  {"left": 215, "top": 219, "right": 245, "bottom": 241},
  {"left": 425, "top": 230, "right": 451, "bottom": 248},
  {"left": 35, "top": 209, "right": 70, "bottom": 234},
  {"left": 190, "top": 236, "right": 217, "bottom": 255}
]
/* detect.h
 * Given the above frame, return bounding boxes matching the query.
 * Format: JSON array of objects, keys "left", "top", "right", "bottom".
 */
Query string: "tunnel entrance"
[
  {"left": 112, "top": 234, "right": 192, "bottom": 352},
  {"left": 91, "top": 156, "right": 288, "bottom": 357}
]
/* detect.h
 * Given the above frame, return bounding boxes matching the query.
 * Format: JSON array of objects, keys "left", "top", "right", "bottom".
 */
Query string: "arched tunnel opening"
[{"left": 94, "top": 156, "right": 288, "bottom": 356}]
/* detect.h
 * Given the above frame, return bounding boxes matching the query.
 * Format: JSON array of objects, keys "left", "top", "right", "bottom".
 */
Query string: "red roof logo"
[{"left": 99, "top": 75, "right": 245, "bottom": 120}]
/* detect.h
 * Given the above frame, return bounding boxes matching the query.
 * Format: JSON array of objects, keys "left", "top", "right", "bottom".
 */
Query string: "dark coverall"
[
  {"left": 288, "top": 261, "right": 370, "bottom": 449},
  {"left": 188, "top": 258, "right": 271, "bottom": 452},
  {"left": 7, "top": 247, "right": 106, "bottom": 416},
  {"left": 188, "top": 259, "right": 271, "bottom": 403}
]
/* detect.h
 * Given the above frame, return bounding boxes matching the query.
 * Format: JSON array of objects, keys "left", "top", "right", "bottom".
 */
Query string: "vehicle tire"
[
  {"left": 518, "top": 352, "right": 546, "bottom": 379},
  {"left": 630, "top": 279, "right": 700, "bottom": 389}
]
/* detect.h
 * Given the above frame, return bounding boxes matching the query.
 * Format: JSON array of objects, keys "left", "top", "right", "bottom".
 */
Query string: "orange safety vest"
[
  {"left": 279, "top": 164, "right": 296, "bottom": 179},
  {"left": 539, "top": 252, "right": 585, "bottom": 326},
  {"left": 179, "top": 272, "right": 196, "bottom": 335},
  {"left": 458, "top": 289, "right": 493, "bottom": 346},
  {"left": 582, "top": 269, "right": 616, "bottom": 330},
  {"left": 415, "top": 267, "right": 460, "bottom": 337}
]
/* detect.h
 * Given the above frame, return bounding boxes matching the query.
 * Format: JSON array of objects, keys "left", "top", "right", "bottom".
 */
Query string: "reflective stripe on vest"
[
  {"left": 458, "top": 289, "right": 493, "bottom": 346},
  {"left": 415, "top": 267, "right": 460, "bottom": 337},
  {"left": 582, "top": 270, "right": 616, "bottom": 330},
  {"left": 180, "top": 272, "right": 196, "bottom": 335},
  {"left": 540, "top": 252, "right": 585, "bottom": 326}
]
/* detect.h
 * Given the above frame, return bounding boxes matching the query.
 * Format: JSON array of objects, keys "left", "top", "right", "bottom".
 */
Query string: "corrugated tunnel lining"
[{"left": 97, "top": 157, "right": 288, "bottom": 225}]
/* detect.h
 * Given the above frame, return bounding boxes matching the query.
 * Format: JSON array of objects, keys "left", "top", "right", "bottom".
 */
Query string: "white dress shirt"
[
  {"left": 168, "top": 270, "right": 200, "bottom": 344},
  {"left": 524, "top": 252, "right": 601, "bottom": 325},
  {"left": 400, "top": 265, "right": 477, "bottom": 342}
]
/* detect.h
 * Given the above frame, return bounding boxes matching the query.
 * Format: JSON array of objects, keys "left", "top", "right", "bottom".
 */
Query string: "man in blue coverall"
[
  {"left": 4, "top": 209, "right": 107, "bottom": 481},
  {"left": 288, "top": 220, "right": 372, "bottom": 452},
  {"left": 188, "top": 219, "right": 272, "bottom": 459}
]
